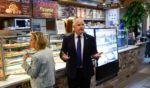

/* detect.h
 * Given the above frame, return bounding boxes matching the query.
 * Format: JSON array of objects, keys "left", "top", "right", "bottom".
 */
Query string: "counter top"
[
  {"left": 0, "top": 45, "right": 144, "bottom": 88},
  {"left": 135, "top": 42, "right": 147, "bottom": 46},
  {"left": 0, "top": 63, "right": 66, "bottom": 88},
  {"left": 118, "top": 42, "right": 146, "bottom": 53},
  {"left": 118, "top": 45, "right": 138, "bottom": 53},
  {"left": 0, "top": 75, "right": 30, "bottom": 88}
]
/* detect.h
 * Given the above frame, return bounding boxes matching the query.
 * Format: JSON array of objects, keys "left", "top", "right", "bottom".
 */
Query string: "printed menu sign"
[
  {"left": 22, "top": 3, "right": 30, "bottom": 15},
  {"left": 58, "top": 5, "right": 76, "bottom": 18},
  {"left": 0, "top": 1, "right": 22, "bottom": 15},
  {"left": 0, "top": 1, "right": 30, "bottom": 15},
  {"left": 22, "top": 0, "right": 30, "bottom": 4},
  {"left": 56, "top": 20, "right": 66, "bottom": 34},
  {"left": 33, "top": 0, "right": 58, "bottom": 18}
]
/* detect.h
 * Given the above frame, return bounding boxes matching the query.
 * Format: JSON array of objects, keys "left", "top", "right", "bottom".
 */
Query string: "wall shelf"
[
  {"left": 0, "top": 14, "right": 31, "bottom": 18},
  {"left": 58, "top": 0, "right": 103, "bottom": 10}
]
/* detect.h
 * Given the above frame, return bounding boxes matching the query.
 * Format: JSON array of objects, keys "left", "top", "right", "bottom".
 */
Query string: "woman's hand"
[{"left": 23, "top": 53, "right": 30, "bottom": 61}]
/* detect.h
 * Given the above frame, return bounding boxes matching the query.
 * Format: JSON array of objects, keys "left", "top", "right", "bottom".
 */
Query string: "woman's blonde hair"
[{"left": 31, "top": 32, "right": 48, "bottom": 51}]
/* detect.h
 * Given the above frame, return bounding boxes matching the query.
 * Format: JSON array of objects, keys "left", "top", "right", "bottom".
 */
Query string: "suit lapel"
[
  {"left": 70, "top": 33, "right": 76, "bottom": 55},
  {"left": 83, "top": 33, "right": 88, "bottom": 59}
]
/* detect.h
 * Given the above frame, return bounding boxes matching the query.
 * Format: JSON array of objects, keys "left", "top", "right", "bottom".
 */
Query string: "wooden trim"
[
  {"left": 103, "top": 3, "right": 120, "bottom": 10},
  {"left": 58, "top": 0, "right": 103, "bottom": 10},
  {"left": 0, "top": 14, "right": 31, "bottom": 18}
]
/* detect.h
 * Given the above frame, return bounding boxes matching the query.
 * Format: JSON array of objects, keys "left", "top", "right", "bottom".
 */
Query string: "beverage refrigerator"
[{"left": 84, "top": 28, "right": 119, "bottom": 84}]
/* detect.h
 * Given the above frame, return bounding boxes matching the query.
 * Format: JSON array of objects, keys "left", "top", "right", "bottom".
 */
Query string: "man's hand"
[
  {"left": 93, "top": 52, "right": 103, "bottom": 59},
  {"left": 62, "top": 51, "right": 70, "bottom": 61}
]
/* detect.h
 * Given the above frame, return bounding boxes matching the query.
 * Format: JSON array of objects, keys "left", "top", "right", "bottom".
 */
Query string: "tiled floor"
[{"left": 124, "top": 58, "right": 150, "bottom": 88}]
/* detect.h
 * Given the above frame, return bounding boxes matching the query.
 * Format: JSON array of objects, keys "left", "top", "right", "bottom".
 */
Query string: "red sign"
[
  {"left": 22, "top": 3, "right": 30, "bottom": 15},
  {"left": 33, "top": 1, "right": 58, "bottom": 18},
  {"left": 0, "top": 1, "right": 22, "bottom": 15}
]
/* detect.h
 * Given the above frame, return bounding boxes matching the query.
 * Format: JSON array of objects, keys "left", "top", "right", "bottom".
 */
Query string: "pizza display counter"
[{"left": 0, "top": 35, "right": 66, "bottom": 88}]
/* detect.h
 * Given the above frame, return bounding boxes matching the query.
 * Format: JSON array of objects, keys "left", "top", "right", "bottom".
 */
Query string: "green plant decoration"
[{"left": 124, "top": 0, "right": 148, "bottom": 32}]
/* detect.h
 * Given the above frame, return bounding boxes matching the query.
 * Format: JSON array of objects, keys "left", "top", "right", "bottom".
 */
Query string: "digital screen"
[
  {"left": 95, "top": 29, "right": 118, "bottom": 67},
  {"left": 84, "top": 28, "right": 94, "bottom": 37},
  {"left": 16, "top": 20, "right": 26, "bottom": 27}
]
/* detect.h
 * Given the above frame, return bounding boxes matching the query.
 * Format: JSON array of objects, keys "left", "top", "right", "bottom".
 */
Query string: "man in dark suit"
[{"left": 60, "top": 18, "right": 102, "bottom": 88}]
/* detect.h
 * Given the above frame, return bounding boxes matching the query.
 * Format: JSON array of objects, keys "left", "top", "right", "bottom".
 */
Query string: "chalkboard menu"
[
  {"left": 0, "top": 0, "right": 30, "bottom": 16},
  {"left": 33, "top": 0, "right": 58, "bottom": 18}
]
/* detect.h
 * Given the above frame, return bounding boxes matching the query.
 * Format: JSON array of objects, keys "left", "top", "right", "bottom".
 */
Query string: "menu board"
[
  {"left": 22, "top": 0, "right": 30, "bottom": 4},
  {"left": 0, "top": 1, "right": 30, "bottom": 15},
  {"left": 21, "top": 4, "right": 30, "bottom": 15},
  {"left": 33, "top": 0, "right": 58, "bottom": 18},
  {"left": 58, "top": 5, "right": 69, "bottom": 18},
  {"left": 58, "top": 5, "right": 76, "bottom": 18},
  {"left": 0, "top": 1, "right": 22, "bottom": 15}
]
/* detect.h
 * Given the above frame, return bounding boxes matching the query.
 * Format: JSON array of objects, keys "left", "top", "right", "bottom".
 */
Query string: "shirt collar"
[{"left": 75, "top": 33, "right": 83, "bottom": 38}]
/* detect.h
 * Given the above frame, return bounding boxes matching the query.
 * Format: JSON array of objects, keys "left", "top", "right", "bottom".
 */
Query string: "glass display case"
[
  {"left": 84, "top": 28, "right": 95, "bottom": 37},
  {"left": 0, "top": 39, "right": 5, "bottom": 80},
  {"left": 0, "top": 34, "right": 66, "bottom": 80},
  {"left": 117, "top": 30, "right": 128, "bottom": 49},
  {"left": 95, "top": 29, "right": 118, "bottom": 67},
  {"left": 0, "top": 36, "right": 36, "bottom": 80},
  {"left": 95, "top": 28, "right": 119, "bottom": 84},
  {"left": 49, "top": 34, "right": 64, "bottom": 64}
]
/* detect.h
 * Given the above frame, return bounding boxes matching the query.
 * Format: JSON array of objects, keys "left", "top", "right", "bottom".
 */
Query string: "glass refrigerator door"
[
  {"left": 117, "top": 30, "right": 128, "bottom": 49},
  {"left": 95, "top": 29, "right": 118, "bottom": 67},
  {"left": 49, "top": 34, "right": 64, "bottom": 63},
  {"left": 84, "top": 28, "right": 95, "bottom": 37}
]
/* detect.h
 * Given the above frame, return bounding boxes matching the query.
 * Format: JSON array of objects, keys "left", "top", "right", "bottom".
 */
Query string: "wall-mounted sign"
[
  {"left": 33, "top": 0, "right": 58, "bottom": 18},
  {"left": 22, "top": 3, "right": 30, "bottom": 15},
  {"left": 0, "top": 1, "right": 30, "bottom": 16},
  {"left": 56, "top": 20, "right": 66, "bottom": 34},
  {"left": 106, "top": 9, "right": 119, "bottom": 27},
  {"left": 0, "top": 1, "right": 22, "bottom": 15},
  {"left": 22, "top": 0, "right": 30, "bottom": 4},
  {"left": 58, "top": 5, "right": 76, "bottom": 18}
]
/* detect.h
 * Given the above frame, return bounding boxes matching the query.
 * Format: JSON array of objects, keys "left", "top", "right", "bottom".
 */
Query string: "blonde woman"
[{"left": 22, "top": 32, "right": 55, "bottom": 88}]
